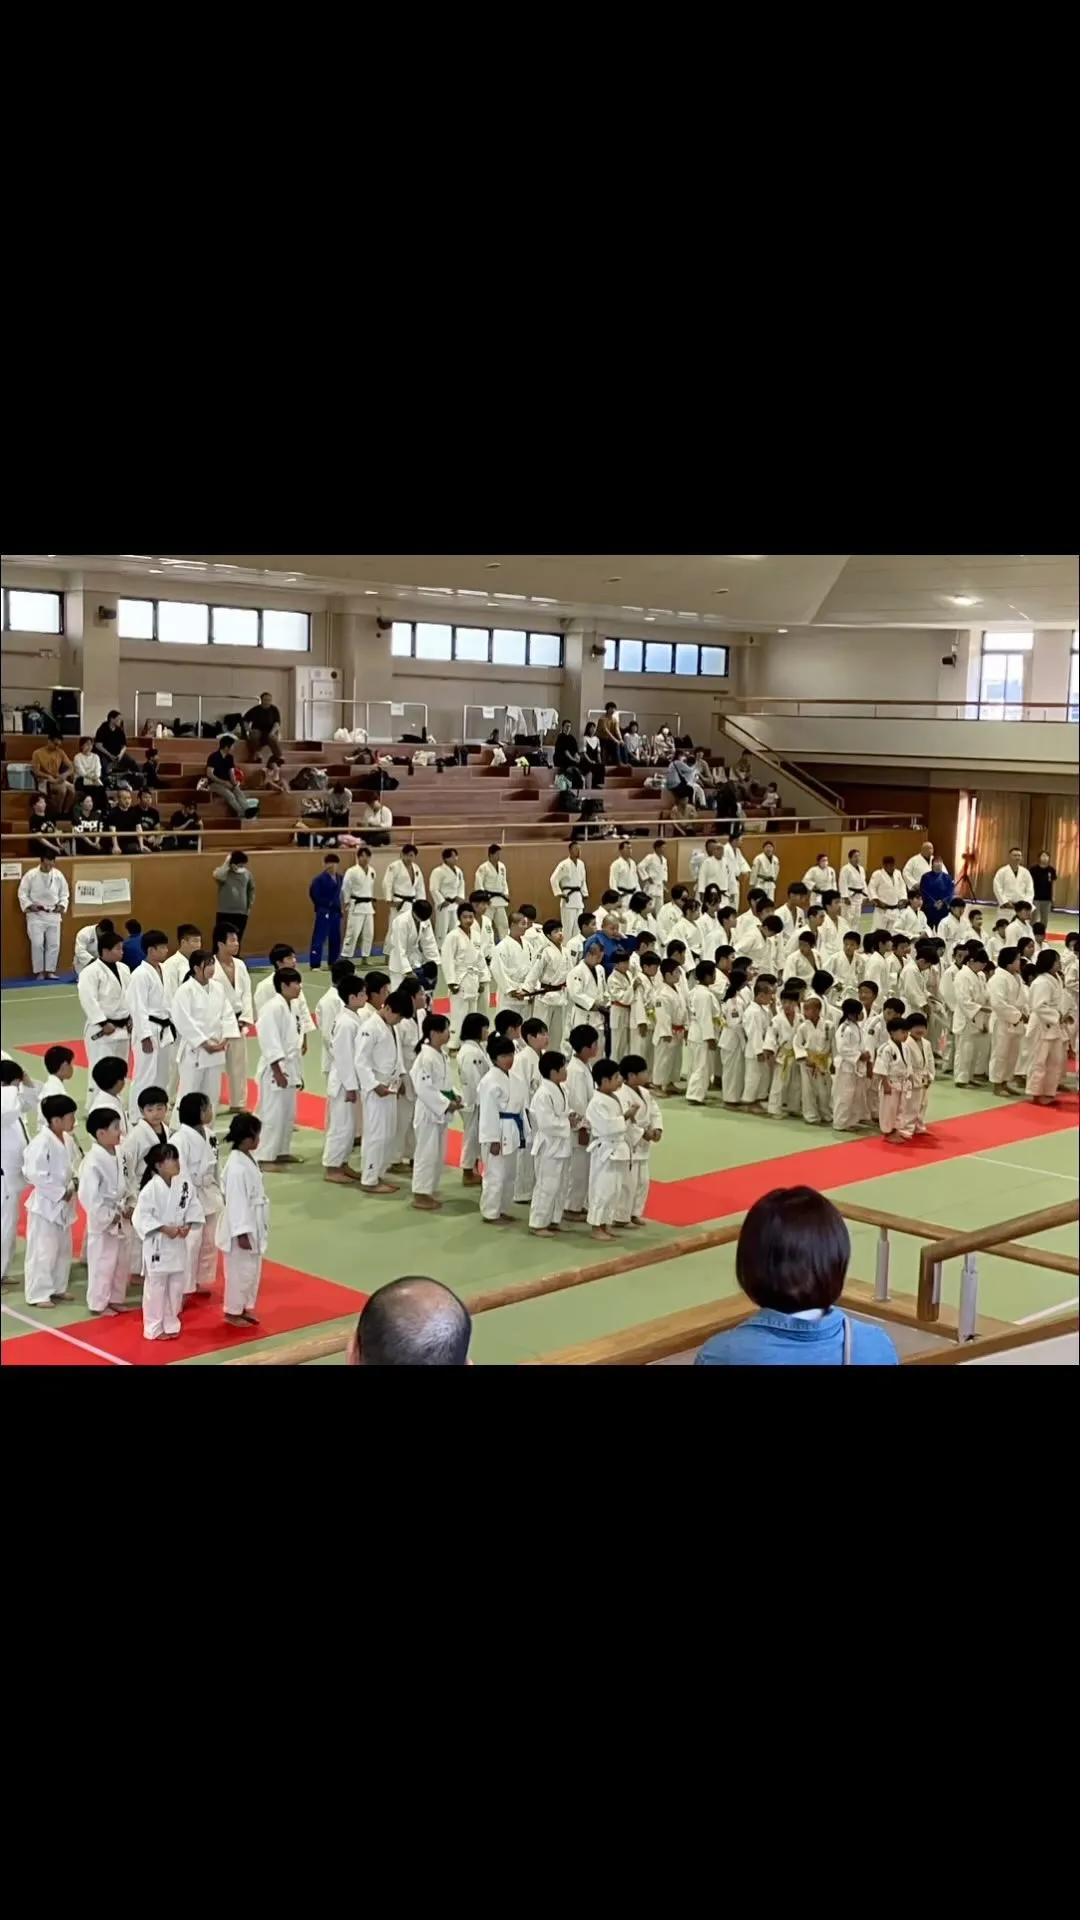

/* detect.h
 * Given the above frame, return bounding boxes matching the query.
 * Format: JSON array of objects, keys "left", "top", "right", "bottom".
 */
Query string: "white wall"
[
  {"left": 744, "top": 629, "right": 955, "bottom": 702},
  {"left": 736, "top": 712, "right": 1078, "bottom": 774}
]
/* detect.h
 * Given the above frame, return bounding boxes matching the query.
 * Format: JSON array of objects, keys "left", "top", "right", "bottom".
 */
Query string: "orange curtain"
[
  {"left": 972, "top": 793, "right": 1031, "bottom": 899},
  {"left": 1044, "top": 797, "right": 1079, "bottom": 910}
]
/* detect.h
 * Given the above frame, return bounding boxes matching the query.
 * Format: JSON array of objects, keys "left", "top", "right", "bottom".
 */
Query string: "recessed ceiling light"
[
  {"left": 714, "top": 588, "right": 730, "bottom": 596},
  {"left": 605, "top": 576, "right": 622, "bottom": 583},
  {"left": 364, "top": 589, "right": 378, "bottom": 595},
  {"left": 949, "top": 594, "right": 980, "bottom": 607},
  {"left": 485, "top": 563, "right": 501, "bottom": 571},
  {"left": 458, "top": 589, "right": 489, "bottom": 597},
  {"left": 651, "top": 608, "right": 674, "bottom": 616},
  {"left": 531, "top": 597, "right": 558, "bottom": 604},
  {"left": 778, "top": 628, "right": 788, "bottom": 634},
  {"left": 493, "top": 592, "right": 527, "bottom": 601},
  {"left": 643, "top": 615, "right": 656, "bottom": 623},
  {"left": 620, "top": 605, "right": 644, "bottom": 613},
  {"left": 148, "top": 568, "right": 163, "bottom": 575}
]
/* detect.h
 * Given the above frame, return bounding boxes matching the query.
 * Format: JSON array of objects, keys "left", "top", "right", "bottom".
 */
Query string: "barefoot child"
[
  {"left": 832, "top": 998, "right": 873, "bottom": 1130},
  {"left": 528, "top": 1050, "right": 572, "bottom": 1236},
  {"left": 511, "top": 1017, "right": 549, "bottom": 1206},
  {"left": 903, "top": 1010, "right": 936, "bottom": 1136},
  {"left": 766, "top": 988, "right": 803, "bottom": 1118},
  {"left": 874, "top": 1015, "right": 911, "bottom": 1142},
  {"left": 410, "top": 1014, "right": 462, "bottom": 1211},
  {"left": 653, "top": 956, "right": 688, "bottom": 1097},
  {"left": 478, "top": 1033, "right": 524, "bottom": 1225},
  {"left": 133, "top": 1141, "right": 203, "bottom": 1341},
  {"left": 793, "top": 995, "right": 834, "bottom": 1126},
  {"left": 618, "top": 1055, "right": 662, "bottom": 1225},
  {"left": 255, "top": 966, "right": 306, "bottom": 1168},
  {"left": 456, "top": 1011, "right": 490, "bottom": 1187},
  {"left": 607, "top": 948, "right": 636, "bottom": 1062},
  {"left": 1, "top": 1061, "right": 37, "bottom": 1282},
  {"left": 79, "top": 1110, "right": 132, "bottom": 1315},
  {"left": 170, "top": 1090, "right": 225, "bottom": 1299},
  {"left": 356, "top": 989, "right": 407, "bottom": 1194},
  {"left": 686, "top": 960, "right": 719, "bottom": 1104},
  {"left": 585, "top": 1059, "right": 632, "bottom": 1242},
  {"left": 564, "top": 1024, "right": 600, "bottom": 1217},
  {"left": 321, "top": 974, "right": 366, "bottom": 1185},
  {"left": 214, "top": 1113, "right": 270, "bottom": 1325},
  {"left": 21, "top": 1094, "right": 79, "bottom": 1306},
  {"left": 718, "top": 964, "right": 751, "bottom": 1107},
  {"left": 739, "top": 979, "right": 777, "bottom": 1113}
]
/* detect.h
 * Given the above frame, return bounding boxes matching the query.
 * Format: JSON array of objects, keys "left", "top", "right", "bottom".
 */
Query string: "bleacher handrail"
[{"left": 915, "top": 1199, "right": 1080, "bottom": 1328}]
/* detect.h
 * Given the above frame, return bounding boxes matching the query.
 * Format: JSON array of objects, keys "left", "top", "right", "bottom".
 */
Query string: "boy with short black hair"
[
  {"left": 874, "top": 1015, "right": 911, "bottom": 1142},
  {"left": 564, "top": 1024, "right": 600, "bottom": 1217},
  {"left": 618, "top": 1055, "right": 662, "bottom": 1225},
  {"left": 585, "top": 1059, "right": 632, "bottom": 1242},
  {"left": 528, "top": 1050, "right": 572, "bottom": 1236},
  {"left": 22, "top": 1094, "right": 80, "bottom": 1306},
  {"left": 79, "top": 1109, "right": 131, "bottom": 1314}
]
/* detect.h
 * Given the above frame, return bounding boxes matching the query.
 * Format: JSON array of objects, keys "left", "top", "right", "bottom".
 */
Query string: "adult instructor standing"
[
  {"left": 18, "top": 853, "right": 70, "bottom": 979},
  {"left": 993, "top": 846, "right": 1035, "bottom": 910}
]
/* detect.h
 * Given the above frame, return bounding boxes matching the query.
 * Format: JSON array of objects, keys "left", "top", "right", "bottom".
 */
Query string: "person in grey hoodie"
[{"left": 213, "top": 851, "right": 256, "bottom": 943}]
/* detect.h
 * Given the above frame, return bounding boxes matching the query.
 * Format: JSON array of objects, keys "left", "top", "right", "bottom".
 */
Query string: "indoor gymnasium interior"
[{"left": 2, "top": 553, "right": 1077, "bottom": 1368}]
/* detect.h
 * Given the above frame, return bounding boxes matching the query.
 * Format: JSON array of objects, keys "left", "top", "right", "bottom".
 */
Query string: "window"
[
  {"left": 978, "top": 630, "right": 1033, "bottom": 719},
  {"left": 118, "top": 597, "right": 155, "bottom": 639},
  {"left": 2, "top": 587, "right": 63, "bottom": 634},
  {"left": 211, "top": 606, "right": 259, "bottom": 647},
  {"left": 158, "top": 600, "right": 209, "bottom": 645},
  {"left": 113, "top": 597, "right": 311, "bottom": 650},
  {"left": 1070, "top": 632, "right": 1079, "bottom": 723},
  {"left": 388, "top": 623, "right": 564, "bottom": 667},
  {"left": 604, "top": 637, "right": 729, "bottom": 677},
  {"left": 262, "top": 609, "right": 311, "bottom": 652},
  {"left": 491, "top": 629, "right": 527, "bottom": 666}
]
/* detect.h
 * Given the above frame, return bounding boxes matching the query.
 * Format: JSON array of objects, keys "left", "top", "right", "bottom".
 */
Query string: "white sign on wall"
[
  {"left": 1, "top": 861, "right": 23, "bottom": 881},
  {"left": 74, "top": 879, "right": 104, "bottom": 909},
  {"left": 156, "top": 692, "right": 174, "bottom": 707}
]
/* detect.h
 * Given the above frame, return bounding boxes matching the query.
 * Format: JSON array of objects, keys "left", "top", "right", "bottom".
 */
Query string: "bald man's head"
[{"left": 351, "top": 1277, "right": 472, "bottom": 1367}]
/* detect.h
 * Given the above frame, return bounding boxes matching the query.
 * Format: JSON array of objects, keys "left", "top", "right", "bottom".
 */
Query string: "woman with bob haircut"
[{"left": 695, "top": 1186, "right": 899, "bottom": 1366}]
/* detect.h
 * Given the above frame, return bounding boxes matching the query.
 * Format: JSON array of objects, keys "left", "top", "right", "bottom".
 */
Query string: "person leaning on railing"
[{"left": 695, "top": 1186, "right": 899, "bottom": 1366}]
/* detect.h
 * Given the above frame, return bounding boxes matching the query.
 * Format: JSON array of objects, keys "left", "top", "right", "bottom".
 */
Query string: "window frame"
[
  {"left": 604, "top": 637, "right": 729, "bottom": 677},
  {"left": 1069, "top": 631, "right": 1079, "bottom": 723},
  {"left": 977, "top": 630, "right": 1034, "bottom": 720},
  {"left": 390, "top": 622, "right": 565, "bottom": 667},
  {"left": 115, "top": 595, "right": 310, "bottom": 651},
  {"left": 2, "top": 586, "right": 65, "bottom": 634}
]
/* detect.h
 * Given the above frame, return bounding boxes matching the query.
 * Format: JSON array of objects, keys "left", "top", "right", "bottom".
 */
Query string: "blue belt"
[{"left": 499, "top": 1111, "right": 526, "bottom": 1148}]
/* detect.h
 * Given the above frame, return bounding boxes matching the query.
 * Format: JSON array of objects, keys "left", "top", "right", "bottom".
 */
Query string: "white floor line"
[
  {"left": 977, "top": 1155, "right": 1079, "bottom": 1182},
  {"left": 1, "top": 1302, "right": 133, "bottom": 1364},
  {"left": 1016, "top": 1296, "right": 1080, "bottom": 1325},
  {"left": 0, "top": 988, "right": 79, "bottom": 1003}
]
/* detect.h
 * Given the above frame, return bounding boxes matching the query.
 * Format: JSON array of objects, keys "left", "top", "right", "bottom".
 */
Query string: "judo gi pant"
[
  {"left": 1027, "top": 1034, "right": 1067, "bottom": 1098},
  {"left": 143, "top": 1263, "right": 185, "bottom": 1339},
  {"left": 799, "top": 1065, "right": 834, "bottom": 1124},
  {"left": 86, "top": 1229, "right": 129, "bottom": 1312},
  {"left": 529, "top": 1150, "right": 568, "bottom": 1229},
  {"left": 449, "top": 993, "right": 478, "bottom": 1045},
  {"left": 481, "top": 1147, "right": 517, "bottom": 1220},
  {"left": 1, "top": 1173, "right": 22, "bottom": 1280},
  {"left": 341, "top": 904, "right": 375, "bottom": 961},
  {"left": 628, "top": 1161, "right": 650, "bottom": 1221},
  {"left": 685, "top": 1040, "right": 713, "bottom": 1103},
  {"left": 832, "top": 1066, "right": 868, "bottom": 1129},
  {"left": 223, "top": 1036, "right": 248, "bottom": 1107},
  {"left": 989, "top": 1025, "right": 1023, "bottom": 1085},
  {"left": 323, "top": 1090, "right": 359, "bottom": 1167},
  {"left": 721, "top": 1042, "right": 746, "bottom": 1105},
  {"left": 412, "top": 1113, "right": 446, "bottom": 1197},
  {"left": 129, "top": 1036, "right": 175, "bottom": 1119},
  {"left": 178, "top": 1057, "right": 218, "bottom": 1105},
  {"left": 587, "top": 1160, "right": 625, "bottom": 1228},
  {"left": 953, "top": 1026, "right": 990, "bottom": 1086},
  {"left": 223, "top": 1245, "right": 262, "bottom": 1316},
  {"left": 310, "top": 911, "right": 342, "bottom": 969},
  {"left": 461, "top": 1109, "right": 480, "bottom": 1172},
  {"left": 24, "top": 1218, "right": 73, "bottom": 1305},
  {"left": 653, "top": 1038, "right": 682, "bottom": 1089},
  {"left": 567, "top": 1142, "right": 590, "bottom": 1213},
  {"left": 361, "top": 1090, "right": 397, "bottom": 1187},
  {"left": 257, "top": 1076, "right": 297, "bottom": 1160},
  {"left": 741, "top": 1054, "right": 773, "bottom": 1107},
  {"left": 27, "top": 914, "right": 61, "bottom": 973},
  {"left": 86, "top": 1027, "right": 132, "bottom": 1075}
]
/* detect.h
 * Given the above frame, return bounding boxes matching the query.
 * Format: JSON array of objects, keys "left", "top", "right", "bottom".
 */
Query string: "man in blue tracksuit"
[{"left": 309, "top": 853, "right": 344, "bottom": 968}]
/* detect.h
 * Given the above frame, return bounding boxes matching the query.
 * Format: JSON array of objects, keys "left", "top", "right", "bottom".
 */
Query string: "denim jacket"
[{"left": 695, "top": 1307, "right": 899, "bottom": 1367}]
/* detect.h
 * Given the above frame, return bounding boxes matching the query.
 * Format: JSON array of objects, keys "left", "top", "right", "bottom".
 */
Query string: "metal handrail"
[
  {"left": 725, "top": 697, "right": 1079, "bottom": 722},
  {"left": 915, "top": 1200, "right": 1079, "bottom": 1332},
  {"left": 720, "top": 714, "right": 846, "bottom": 813}
]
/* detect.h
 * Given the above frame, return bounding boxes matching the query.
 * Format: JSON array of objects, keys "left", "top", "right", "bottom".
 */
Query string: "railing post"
[
  {"left": 875, "top": 1227, "right": 890, "bottom": 1301},
  {"left": 957, "top": 1254, "right": 979, "bottom": 1342}
]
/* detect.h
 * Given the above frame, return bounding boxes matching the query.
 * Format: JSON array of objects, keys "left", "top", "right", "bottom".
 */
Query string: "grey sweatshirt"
[{"left": 214, "top": 863, "right": 256, "bottom": 913}]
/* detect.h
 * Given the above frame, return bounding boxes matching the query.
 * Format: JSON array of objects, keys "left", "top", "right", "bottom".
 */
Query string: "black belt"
[
  {"left": 616, "top": 888, "right": 635, "bottom": 897},
  {"left": 93, "top": 1017, "right": 131, "bottom": 1036},
  {"left": 393, "top": 895, "right": 415, "bottom": 904},
  {"left": 150, "top": 1016, "right": 177, "bottom": 1040}
]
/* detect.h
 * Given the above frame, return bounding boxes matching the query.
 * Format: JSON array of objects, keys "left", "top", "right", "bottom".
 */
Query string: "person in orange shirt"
[{"left": 30, "top": 741, "right": 76, "bottom": 815}]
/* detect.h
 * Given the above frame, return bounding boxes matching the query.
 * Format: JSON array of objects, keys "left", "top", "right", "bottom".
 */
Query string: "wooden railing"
[
  {"left": 914, "top": 1199, "right": 1079, "bottom": 1331},
  {"left": 227, "top": 1197, "right": 1078, "bottom": 1367},
  {"left": 903, "top": 1314, "right": 1078, "bottom": 1366}
]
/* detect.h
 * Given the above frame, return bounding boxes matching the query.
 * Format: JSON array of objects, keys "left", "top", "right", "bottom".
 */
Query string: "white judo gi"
[
  {"left": 456, "top": 1039, "right": 488, "bottom": 1174},
  {"left": 128, "top": 960, "right": 177, "bottom": 1117},
  {"left": 386, "top": 911, "right": 439, "bottom": 991},
  {"left": 78, "top": 957, "right": 133, "bottom": 1074},
  {"left": 584, "top": 1089, "right": 631, "bottom": 1227},
  {"left": 873, "top": 1036, "right": 910, "bottom": 1137},
  {"left": 18, "top": 864, "right": 69, "bottom": 975},
  {"left": 1026, "top": 973, "right": 1068, "bottom": 1098},
  {"left": 133, "top": 1168, "right": 205, "bottom": 1339},
  {"left": 21, "top": 1126, "right": 79, "bottom": 1305},
  {"left": 490, "top": 934, "right": 534, "bottom": 1017},
  {"left": 255, "top": 993, "right": 305, "bottom": 1162},
  {"left": 952, "top": 966, "right": 991, "bottom": 1086},
  {"left": 526, "top": 939, "right": 569, "bottom": 1055},
  {"left": 793, "top": 1015, "right": 834, "bottom": 1124},
  {"left": 1, "top": 1082, "right": 37, "bottom": 1281},
  {"left": 652, "top": 980, "right": 688, "bottom": 1093},
  {"left": 831, "top": 1018, "right": 872, "bottom": 1129},
  {"left": 566, "top": 959, "right": 609, "bottom": 1034},
  {"left": 685, "top": 982, "right": 717, "bottom": 1103},
  {"left": 839, "top": 862, "right": 869, "bottom": 930},
  {"left": 478, "top": 1065, "right": 525, "bottom": 1221},
  {"left": 748, "top": 851, "right": 779, "bottom": 902},
  {"left": 443, "top": 926, "right": 490, "bottom": 1044},
  {"left": 766, "top": 1009, "right": 802, "bottom": 1116},
  {"left": 739, "top": 1000, "right": 775, "bottom": 1108},
  {"left": 382, "top": 858, "right": 426, "bottom": 912},
  {"left": 430, "top": 863, "right": 468, "bottom": 945},
  {"left": 356, "top": 1016, "right": 402, "bottom": 1188},
  {"left": 565, "top": 1055, "right": 594, "bottom": 1213},
  {"left": 214, "top": 1149, "right": 269, "bottom": 1317},
  {"left": 638, "top": 850, "right": 668, "bottom": 915},
  {"left": 550, "top": 855, "right": 589, "bottom": 945},
  {"left": 170, "top": 1119, "right": 225, "bottom": 1295},
  {"left": 78, "top": 1141, "right": 135, "bottom": 1314},
  {"left": 213, "top": 954, "right": 254, "bottom": 1108},
  {"left": 621, "top": 1082, "right": 661, "bottom": 1221},
  {"left": 340, "top": 860, "right": 377, "bottom": 961},
  {"left": 322, "top": 1005, "right": 363, "bottom": 1170},
  {"left": 528, "top": 1079, "right": 572, "bottom": 1229},
  {"left": 988, "top": 967, "right": 1027, "bottom": 1086},
  {"left": 172, "top": 975, "right": 238, "bottom": 1103},
  {"left": 868, "top": 868, "right": 906, "bottom": 933},
  {"left": 475, "top": 858, "right": 511, "bottom": 942},
  {"left": 410, "top": 1043, "right": 456, "bottom": 1197},
  {"left": 607, "top": 966, "right": 637, "bottom": 1064}
]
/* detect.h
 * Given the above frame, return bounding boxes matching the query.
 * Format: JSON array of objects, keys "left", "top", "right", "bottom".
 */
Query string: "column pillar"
[
  {"left": 562, "top": 622, "right": 607, "bottom": 734},
  {"left": 64, "top": 572, "right": 121, "bottom": 732}
]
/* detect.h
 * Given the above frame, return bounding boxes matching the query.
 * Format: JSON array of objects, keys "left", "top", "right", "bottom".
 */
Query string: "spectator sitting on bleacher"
[
  {"left": 242, "top": 693, "right": 283, "bottom": 765},
  {"left": 695, "top": 1186, "right": 899, "bottom": 1367}
]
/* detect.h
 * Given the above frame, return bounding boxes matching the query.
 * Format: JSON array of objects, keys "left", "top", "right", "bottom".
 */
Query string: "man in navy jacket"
[{"left": 309, "top": 853, "right": 344, "bottom": 969}]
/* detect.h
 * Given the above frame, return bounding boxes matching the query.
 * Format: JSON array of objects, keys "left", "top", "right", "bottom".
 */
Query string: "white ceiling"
[{"left": 5, "top": 553, "right": 1077, "bottom": 630}]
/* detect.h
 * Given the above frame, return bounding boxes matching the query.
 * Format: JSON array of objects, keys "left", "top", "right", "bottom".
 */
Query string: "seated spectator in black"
[
  {"left": 70, "top": 792, "right": 108, "bottom": 853},
  {"left": 107, "top": 788, "right": 148, "bottom": 854},
  {"left": 133, "top": 790, "right": 162, "bottom": 847},
  {"left": 347, "top": 1276, "right": 472, "bottom": 1366},
  {"left": 205, "top": 736, "right": 248, "bottom": 821},
  {"left": 163, "top": 805, "right": 202, "bottom": 852},
  {"left": 325, "top": 783, "right": 353, "bottom": 831},
  {"left": 713, "top": 778, "right": 739, "bottom": 825},
  {"left": 695, "top": 1187, "right": 899, "bottom": 1366},
  {"left": 142, "top": 743, "right": 162, "bottom": 787},
  {"left": 93, "top": 711, "right": 127, "bottom": 768},
  {"left": 108, "top": 749, "right": 144, "bottom": 789},
  {"left": 27, "top": 794, "right": 66, "bottom": 860}
]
